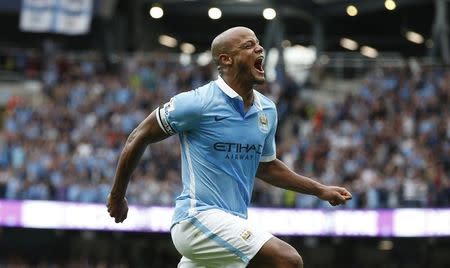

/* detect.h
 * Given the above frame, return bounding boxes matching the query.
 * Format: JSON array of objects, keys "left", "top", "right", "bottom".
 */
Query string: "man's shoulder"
[
  {"left": 174, "top": 81, "right": 215, "bottom": 103},
  {"left": 188, "top": 81, "right": 217, "bottom": 100},
  {"left": 254, "top": 90, "right": 277, "bottom": 110}
]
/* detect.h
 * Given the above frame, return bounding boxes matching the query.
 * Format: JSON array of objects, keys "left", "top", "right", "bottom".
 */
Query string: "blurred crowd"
[
  {"left": 274, "top": 65, "right": 450, "bottom": 208},
  {"left": 0, "top": 50, "right": 449, "bottom": 209},
  {"left": 0, "top": 47, "right": 42, "bottom": 79}
]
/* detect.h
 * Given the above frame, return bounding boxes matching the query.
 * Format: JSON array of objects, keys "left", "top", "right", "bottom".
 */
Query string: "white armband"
[{"left": 155, "top": 106, "right": 176, "bottom": 136}]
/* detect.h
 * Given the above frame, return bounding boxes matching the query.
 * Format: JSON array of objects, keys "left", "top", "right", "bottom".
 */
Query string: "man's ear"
[{"left": 219, "top": 54, "right": 232, "bottom": 65}]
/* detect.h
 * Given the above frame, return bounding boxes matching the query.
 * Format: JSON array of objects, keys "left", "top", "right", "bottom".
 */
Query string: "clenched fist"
[
  {"left": 107, "top": 193, "right": 129, "bottom": 223},
  {"left": 317, "top": 186, "right": 352, "bottom": 206}
]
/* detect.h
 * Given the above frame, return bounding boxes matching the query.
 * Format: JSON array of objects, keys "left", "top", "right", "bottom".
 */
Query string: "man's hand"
[
  {"left": 107, "top": 193, "right": 129, "bottom": 223},
  {"left": 317, "top": 186, "right": 352, "bottom": 206}
]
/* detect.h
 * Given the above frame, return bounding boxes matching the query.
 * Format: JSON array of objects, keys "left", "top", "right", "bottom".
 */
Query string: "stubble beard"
[{"left": 237, "top": 61, "right": 265, "bottom": 86}]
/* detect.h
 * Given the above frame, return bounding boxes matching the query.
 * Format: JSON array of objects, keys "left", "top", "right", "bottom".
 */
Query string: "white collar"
[
  {"left": 253, "top": 90, "right": 262, "bottom": 111},
  {"left": 215, "top": 76, "right": 263, "bottom": 111},
  {"left": 216, "top": 76, "right": 242, "bottom": 100}
]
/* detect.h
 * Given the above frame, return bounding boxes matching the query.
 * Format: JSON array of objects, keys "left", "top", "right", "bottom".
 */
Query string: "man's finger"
[
  {"left": 121, "top": 209, "right": 128, "bottom": 222},
  {"left": 340, "top": 192, "right": 352, "bottom": 200},
  {"left": 342, "top": 188, "right": 352, "bottom": 196},
  {"left": 109, "top": 208, "right": 118, "bottom": 218},
  {"left": 338, "top": 188, "right": 352, "bottom": 200},
  {"left": 119, "top": 212, "right": 128, "bottom": 223},
  {"left": 115, "top": 213, "right": 123, "bottom": 223}
]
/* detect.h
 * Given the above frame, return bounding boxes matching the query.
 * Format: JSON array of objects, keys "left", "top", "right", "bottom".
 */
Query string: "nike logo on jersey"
[{"left": 214, "top": 116, "right": 229, "bottom": 121}]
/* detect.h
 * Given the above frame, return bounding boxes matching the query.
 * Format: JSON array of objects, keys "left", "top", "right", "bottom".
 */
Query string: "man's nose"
[{"left": 255, "top": 44, "right": 264, "bottom": 53}]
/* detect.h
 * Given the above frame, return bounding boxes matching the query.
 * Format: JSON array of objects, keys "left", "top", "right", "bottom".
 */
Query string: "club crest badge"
[
  {"left": 258, "top": 112, "right": 269, "bottom": 133},
  {"left": 240, "top": 229, "right": 252, "bottom": 241}
]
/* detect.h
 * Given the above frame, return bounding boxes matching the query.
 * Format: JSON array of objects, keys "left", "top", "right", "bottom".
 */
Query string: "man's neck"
[{"left": 222, "top": 75, "right": 254, "bottom": 109}]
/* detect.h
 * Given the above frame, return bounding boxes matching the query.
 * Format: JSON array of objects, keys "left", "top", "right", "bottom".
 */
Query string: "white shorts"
[{"left": 171, "top": 208, "right": 273, "bottom": 268}]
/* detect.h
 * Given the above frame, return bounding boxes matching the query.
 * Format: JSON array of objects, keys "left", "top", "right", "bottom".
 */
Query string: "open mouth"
[{"left": 254, "top": 57, "right": 264, "bottom": 73}]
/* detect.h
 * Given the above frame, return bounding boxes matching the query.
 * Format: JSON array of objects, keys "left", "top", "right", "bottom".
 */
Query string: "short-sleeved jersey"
[{"left": 156, "top": 76, "right": 278, "bottom": 225}]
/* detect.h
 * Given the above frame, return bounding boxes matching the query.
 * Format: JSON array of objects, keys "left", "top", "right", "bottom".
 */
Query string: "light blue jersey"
[{"left": 156, "top": 76, "right": 277, "bottom": 225}]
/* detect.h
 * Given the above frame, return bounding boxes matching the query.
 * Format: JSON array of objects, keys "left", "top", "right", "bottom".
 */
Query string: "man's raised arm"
[
  {"left": 107, "top": 109, "right": 169, "bottom": 223},
  {"left": 256, "top": 159, "right": 352, "bottom": 206}
]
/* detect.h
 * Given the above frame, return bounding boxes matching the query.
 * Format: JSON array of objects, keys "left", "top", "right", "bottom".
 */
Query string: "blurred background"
[{"left": 0, "top": 0, "right": 449, "bottom": 267}]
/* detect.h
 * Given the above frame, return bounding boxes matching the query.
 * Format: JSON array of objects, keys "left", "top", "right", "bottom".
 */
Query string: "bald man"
[{"left": 107, "top": 26, "right": 352, "bottom": 268}]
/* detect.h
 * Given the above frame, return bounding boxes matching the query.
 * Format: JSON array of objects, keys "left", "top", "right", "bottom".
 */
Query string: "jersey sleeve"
[
  {"left": 156, "top": 90, "right": 203, "bottom": 135},
  {"left": 260, "top": 109, "right": 277, "bottom": 162}
]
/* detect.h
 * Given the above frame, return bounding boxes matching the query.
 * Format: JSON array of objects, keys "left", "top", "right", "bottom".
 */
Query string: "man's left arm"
[{"left": 256, "top": 159, "right": 352, "bottom": 206}]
